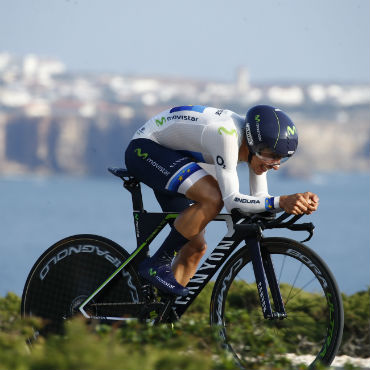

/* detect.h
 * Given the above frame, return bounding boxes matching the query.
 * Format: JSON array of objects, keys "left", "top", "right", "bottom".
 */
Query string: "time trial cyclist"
[{"left": 124, "top": 104, "right": 319, "bottom": 297}]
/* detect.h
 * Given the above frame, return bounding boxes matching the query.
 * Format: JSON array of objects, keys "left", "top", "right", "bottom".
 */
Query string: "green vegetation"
[
  {"left": 1, "top": 292, "right": 232, "bottom": 370},
  {"left": 341, "top": 290, "right": 370, "bottom": 358},
  {"left": 0, "top": 287, "right": 368, "bottom": 370}
]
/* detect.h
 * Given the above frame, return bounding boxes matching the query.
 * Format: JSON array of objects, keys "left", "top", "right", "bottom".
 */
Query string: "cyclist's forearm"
[
  {"left": 215, "top": 164, "right": 281, "bottom": 213},
  {"left": 223, "top": 192, "right": 281, "bottom": 213}
]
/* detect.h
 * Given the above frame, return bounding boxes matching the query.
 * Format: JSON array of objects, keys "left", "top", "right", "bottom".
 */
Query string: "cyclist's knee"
[
  {"left": 186, "top": 176, "right": 223, "bottom": 215},
  {"left": 180, "top": 232, "right": 207, "bottom": 258},
  {"left": 189, "top": 234, "right": 207, "bottom": 255},
  {"left": 203, "top": 188, "right": 223, "bottom": 214}
]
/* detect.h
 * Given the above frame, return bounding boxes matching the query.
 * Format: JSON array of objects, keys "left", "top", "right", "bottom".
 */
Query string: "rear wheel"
[
  {"left": 210, "top": 237, "right": 343, "bottom": 369},
  {"left": 21, "top": 234, "right": 143, "bottom": 334}
]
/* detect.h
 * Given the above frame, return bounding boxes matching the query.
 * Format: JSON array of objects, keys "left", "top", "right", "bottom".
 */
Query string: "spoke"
[
  {"left": 285, "top": 276, "right": 319, "bottom": 303},
  {"left": 278, "top": 254, "right": 286, "bottom": 285},
  {"left": 285, "top": 262, "right": 304, "bottom": 305}
]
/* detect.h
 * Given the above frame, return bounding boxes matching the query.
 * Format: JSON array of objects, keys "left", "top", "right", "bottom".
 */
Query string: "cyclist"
[{"left": 125, "top": 104, "right": 319, "bottom": 297}]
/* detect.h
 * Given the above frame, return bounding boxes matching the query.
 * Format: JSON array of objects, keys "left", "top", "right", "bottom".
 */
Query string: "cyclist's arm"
[
  {"left": 203, "top": 124, "right": 280, "bottom": 214},
  {"left": 249, "top": 167, "right": 269, "bottom": 197}
]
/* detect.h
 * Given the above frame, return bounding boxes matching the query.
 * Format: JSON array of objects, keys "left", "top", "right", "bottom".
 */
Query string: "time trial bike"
[{"left": 21, "top": 167, "right": 344, "bottom": 369}]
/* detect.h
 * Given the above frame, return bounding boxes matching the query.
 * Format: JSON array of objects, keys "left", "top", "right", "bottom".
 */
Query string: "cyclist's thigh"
[
  {"left": 155, "top": 191, "right": 206, "bottom": 244},
  {"left": 125, "top": 138, "right": 208, "bottom": 195}
]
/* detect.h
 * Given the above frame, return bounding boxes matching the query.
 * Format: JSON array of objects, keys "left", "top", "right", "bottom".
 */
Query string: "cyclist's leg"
[
  {"left": 174, "top": 175, "right": 223, "bottom": 238},
  {"left": 172, "top": 232, "right": 207, "bottom": 286},
  {"left": 125, "top": 138, "right": 223, "bottom": 238},
  {"left": 125, "top": 139, "right": 223, "bottom": 294},
  {"left": 153, "top": 176, "right": 224, "bottom": 287},
  {"left": 164, "top": 175, "right": 224, "bottom": 285},
  {"left": 154, "top": 191, "right": 207, "bottom": 286}
]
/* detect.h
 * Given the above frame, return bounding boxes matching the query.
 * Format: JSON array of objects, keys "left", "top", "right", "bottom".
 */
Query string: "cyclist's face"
[{"left": 251, "top": 150, "right": 282, "bottom": 174}]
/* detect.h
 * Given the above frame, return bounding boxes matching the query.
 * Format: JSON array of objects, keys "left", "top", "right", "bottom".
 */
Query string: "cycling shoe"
[{"left": 138, "top": 258, "right": 189, "bottom": 297}]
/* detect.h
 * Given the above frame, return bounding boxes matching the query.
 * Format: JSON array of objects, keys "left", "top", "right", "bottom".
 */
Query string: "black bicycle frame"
[{"left": 79, "top": 169, "right": 287, "bottom": 321}]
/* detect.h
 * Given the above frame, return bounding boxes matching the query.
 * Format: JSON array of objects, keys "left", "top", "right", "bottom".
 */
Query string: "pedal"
[{"left": 153, "top": 296, "right": 176, "bottom": 324}]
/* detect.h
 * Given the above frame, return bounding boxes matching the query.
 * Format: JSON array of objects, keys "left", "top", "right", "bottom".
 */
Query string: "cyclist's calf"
[
  {"left": 187, "top": 230, "right": 207, "bottom": 256},
  {"left": 173, "top": 231, "right": 207, "bottom": 286}
]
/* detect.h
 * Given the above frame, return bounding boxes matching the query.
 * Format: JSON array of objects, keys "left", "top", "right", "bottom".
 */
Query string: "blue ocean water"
[{"left": 0, "top": 169, "right": 369, "bottom": 297}]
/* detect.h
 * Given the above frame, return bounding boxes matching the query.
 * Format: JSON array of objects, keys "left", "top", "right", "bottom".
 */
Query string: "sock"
[{"left": 151, "top": 228, "right": 189, "bottom": 265}]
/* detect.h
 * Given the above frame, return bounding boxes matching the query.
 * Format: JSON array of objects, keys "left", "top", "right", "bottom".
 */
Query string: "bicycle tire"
[
  {"left": 21, "top": 234, "right": 143, "bottom": 334},
  {"left": 210, "top": 237, "right": 344, "bottom": 370}
]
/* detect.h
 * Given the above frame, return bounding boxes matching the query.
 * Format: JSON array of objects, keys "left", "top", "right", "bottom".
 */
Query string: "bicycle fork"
[{"left": 246, "top": 236, "right": 287, "bottom": 320}]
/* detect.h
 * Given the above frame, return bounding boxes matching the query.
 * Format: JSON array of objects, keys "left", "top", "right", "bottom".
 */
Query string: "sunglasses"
[{"left": 255, "top": 152, "right": 290, "bottom": 166}]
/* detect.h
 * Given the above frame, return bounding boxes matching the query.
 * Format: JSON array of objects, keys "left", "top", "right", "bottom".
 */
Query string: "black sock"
[{"left": 152, "top": 227, "right": 189, "bottom": 265}]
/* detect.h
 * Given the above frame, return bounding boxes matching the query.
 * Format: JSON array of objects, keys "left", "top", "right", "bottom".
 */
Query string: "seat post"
[
  {"left": 123, "top": 179, "right": 144, "bottom": 212},
  {"left": 108, "top": 168, "right": 145, "bottom": 212}
]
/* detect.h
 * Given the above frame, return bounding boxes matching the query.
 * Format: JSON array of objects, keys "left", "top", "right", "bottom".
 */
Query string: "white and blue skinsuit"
[{"left": 126, "top": 105, "right": 281, "bottom": 214}]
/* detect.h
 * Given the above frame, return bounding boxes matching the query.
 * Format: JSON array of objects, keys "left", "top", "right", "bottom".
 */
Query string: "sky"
[{"left": 0, "top": 0, "right": 369, "bottom": 83}]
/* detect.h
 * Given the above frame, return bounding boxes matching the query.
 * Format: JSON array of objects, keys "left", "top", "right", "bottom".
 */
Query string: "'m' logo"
[
  {"left": 155, "top": 117, "right": 166, "bottom": 127},
  {"left": 287, "top": 125, "right": 297, "bottom": 136},
  {"left": 218, "top": 127, "right": 237, "bottom": 136},
  {"left": 255, "top": 114, "right": 261, "bottom": 123},
  {"left": 149, "top": 268, "right": 157, "bottom": 276},
  {"left": 134, "top": 148, "right": 148, "bottom": 159}
]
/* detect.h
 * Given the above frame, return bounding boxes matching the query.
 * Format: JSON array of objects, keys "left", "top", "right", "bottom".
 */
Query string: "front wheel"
[
  {"left": 210, "top": 237, "right": 344, "bottom": 369},
  {"left": 21, "top": 234, "right": 143, "bottom": 334}
]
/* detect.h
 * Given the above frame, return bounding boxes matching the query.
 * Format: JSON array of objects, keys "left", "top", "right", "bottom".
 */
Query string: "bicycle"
[{"left": 21, "top": 167, "right": 344, "bottom": 369}]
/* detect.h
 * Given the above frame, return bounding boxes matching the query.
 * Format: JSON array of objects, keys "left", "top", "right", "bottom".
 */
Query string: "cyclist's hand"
[
  {"left": 303, "top": 191, "right": 319, "bottom": 214},
  {"left": 279, "top": 192, "right": 319, "bottom": 215}
]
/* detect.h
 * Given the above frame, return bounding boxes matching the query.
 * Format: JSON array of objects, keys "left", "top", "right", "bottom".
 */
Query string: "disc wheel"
[{"left": 21, "top": 234, "right": 143, "bottom": 334}]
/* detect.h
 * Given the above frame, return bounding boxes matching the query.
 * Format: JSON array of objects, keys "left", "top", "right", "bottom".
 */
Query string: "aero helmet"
[{"left": 245, "top": 105, "right": 298, "bottom": 161}]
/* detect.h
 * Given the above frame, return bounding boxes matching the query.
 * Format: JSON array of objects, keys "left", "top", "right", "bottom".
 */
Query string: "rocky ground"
[
  {"left": 286, "top": 354, "right": 370, "bottom": 369},
  {"left": 332, "top": 356, "right": 370, "bottom": 369}
]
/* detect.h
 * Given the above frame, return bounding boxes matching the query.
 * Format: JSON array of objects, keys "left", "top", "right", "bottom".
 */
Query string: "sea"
[{"left": 0, "top": 168, "right": 369, "bottom": 297}]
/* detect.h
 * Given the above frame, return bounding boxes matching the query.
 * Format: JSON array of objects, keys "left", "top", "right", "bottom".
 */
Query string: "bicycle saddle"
[{"left": 108, "top": 167, "right": 135, "bottom": 179}]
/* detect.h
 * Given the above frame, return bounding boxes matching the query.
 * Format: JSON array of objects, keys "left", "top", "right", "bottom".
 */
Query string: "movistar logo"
[
  {"left": 245, "top": 123, "right": 254, "bottom": 146},
  {"left": 255, "top": 114, "right": 261, "bottom": 123},
  {"left": 287, "top": 125, "right": 297, "bottom": 136},
  {"left": 155, "top": 117, "right": 166, "bottom": 127},
  {"left": 218, "top": 127, "right": 237, "bottom": 136},
  {"left": 149, "top": 268, "right": 157, "bottom": 276},
  {"left": 134, "top": 148, "right": 148, "bottom": 159}
]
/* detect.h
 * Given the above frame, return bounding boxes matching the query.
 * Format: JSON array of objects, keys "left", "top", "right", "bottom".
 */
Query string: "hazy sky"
[{"left": 1, "top": 0, "right": 369, "bottom": 83}]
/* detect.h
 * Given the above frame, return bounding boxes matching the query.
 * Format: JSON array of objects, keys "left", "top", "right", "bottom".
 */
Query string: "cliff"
[
  {"left": 0, "top": 107, "right": 368, "bottom": 178},
  {"left": 0, "top": 54, "right": 368, "bottom": 177}
]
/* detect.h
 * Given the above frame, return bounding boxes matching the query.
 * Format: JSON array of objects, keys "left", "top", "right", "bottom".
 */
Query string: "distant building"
[{"left": 236, "top": 66, "right": 250, "bottom": 94}]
